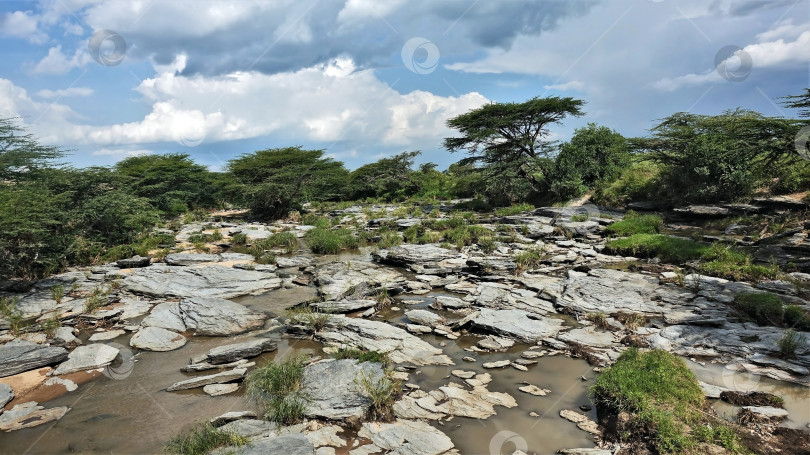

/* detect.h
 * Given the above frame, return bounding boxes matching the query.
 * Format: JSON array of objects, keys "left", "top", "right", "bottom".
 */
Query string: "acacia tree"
[{"left": 443, "top": 96, "right": 585, "bottom": 194}]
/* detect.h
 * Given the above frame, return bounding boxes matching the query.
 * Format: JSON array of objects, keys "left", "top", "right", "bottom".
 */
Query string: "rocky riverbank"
[{"left": 0, "top": 201, "right": 808, "bottom": 454}]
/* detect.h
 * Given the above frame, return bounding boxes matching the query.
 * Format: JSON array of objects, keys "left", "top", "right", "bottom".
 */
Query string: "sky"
[{"left": 1, "top": 0, "right": 809, "bottom": 171}]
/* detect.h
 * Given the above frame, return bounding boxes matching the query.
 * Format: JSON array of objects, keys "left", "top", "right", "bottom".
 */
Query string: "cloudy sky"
[{"left": 1, "top": 0, "right": 809, "bottom": 170}]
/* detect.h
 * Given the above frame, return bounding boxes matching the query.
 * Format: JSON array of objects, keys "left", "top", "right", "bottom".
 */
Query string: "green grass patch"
[
  {"left": 331, "top": 348, "right": 390, "bottom": 365},
  {"left": 355, "top": 369, "right": 401, "bottom": 422},
  {"left": 164, "top": 422, "right": 247, "bottom": 455},
  {"left": 570, "top": 213, "right": 590, "bottom": 222},
  {"left": 777, "top": 329, "right": 808, "bottom": 359},
  {"left": 698, "top": 243, "right": 781, "bottom": 282},
  {"left": 263, "top": 231, "right": 298, "bottom": 253},
  {"left": 301, "top": 214, "right": 331, "bottom": 228},
  {"left": 378, "top": 230, "right": 402, "bottom": 249},
  {"left": 605, "top": 210, "right": 663, "bottom": 236},
  {"left": 231, "top": 232, "right": 248, "bottom": 245},
  {"left": 442, "top": 225, "right": 493, "bottom": 248},
  {"left": 494, "top": 203, "right": 534, "bottom": 216},
  {"left": 590, "top": 349, "right": 724, "bottom": 453},
  {"left": 305, "top": 228, "right": 359, "bottom": 254},
  {"left": 246, "top": 354, "right": 309, "bottom": 425},
  {"left": 606, "top": 234, "right": 706, "bottom": 263}
]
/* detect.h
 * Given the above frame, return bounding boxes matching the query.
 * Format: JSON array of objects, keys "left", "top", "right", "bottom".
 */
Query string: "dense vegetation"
[{"left": 1, "top": 87, "right": 808, "bottom": 280}]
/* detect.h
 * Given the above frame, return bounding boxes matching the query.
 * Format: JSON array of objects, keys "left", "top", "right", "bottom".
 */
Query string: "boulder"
[
  {"left": 141, "top": 302, "right": 186, "bottom": 332},
  {"left": 0, "top": 341, "right": 68, "bottom": 378},
  {"left": 404, "top": 310, "right": 444, "bottom": 328},
  {"left": 314, "top": 261, "right": 407, "bottom": 300},
  {"left": 52, "top": 344, "right": 119, "bottom": 376},
  {"left": 130, "top": 327, "right": 187, "bottom": 352},
  {"left": 300, "top": 359, "right": 384, "bottom": 420},
  {"left": 358, "top": 419, "right": 454, "bottom": 455},
  {"left": 469, "top": 309, "right": 564, "bottom": 343},
  {"left": 180, "top": 297, "right": 267, "bottom": 336},
  {"left": 122, "top": 266, "right": 282, "bottom": 299},
  {"left": 316, "top": 316, "right": 452, "bottom": 366},
  {"left": 372, "top": 244, "right": 467, "bottom": 275}
]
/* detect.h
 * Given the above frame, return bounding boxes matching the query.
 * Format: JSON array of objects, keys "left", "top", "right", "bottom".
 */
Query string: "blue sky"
[{"left": 1, "top": 0, "right": 809, "bottom": 171}]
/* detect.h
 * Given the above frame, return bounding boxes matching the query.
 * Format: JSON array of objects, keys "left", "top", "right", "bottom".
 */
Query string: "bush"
[
  {"left": 606, "top": 234, "right": 706, "bottom": 263},
  {"left": 231, "top": 232, "right": 248, "bottom": 245},
  {"left": 246, "top": 355, "right": 309, "bottom": 425},
  {"left": 732, "top": 292, "right": 785, "bottom": 326},
  {"left": 590, "top": 349, "right": 710, "bottom": 453},
  {"left": 332, "top": 348, "right": 389, "bottom": 365},
  {"left": 305, "top": 228, "right": 359, "bottom": 254},
  {"left": 514, "top": 248, "right": 544, "bottom": 273},
  {"left": 264, "top": 231, "right": 298, "bottom": 253},
  {"left": 164, "top": 422, "right": 247, "bottom": 455},
  {"left": 776, "top": 330, "right": 807, "bottom": 359},
  {"left": 592, "top": 161, "right": 660, "bottom": 207},
  {"left": 605, "top": 211, "right": 663, "bottom": 236},
  {"left": 355, "top": 369, "right": 401, "bottom": 422}
]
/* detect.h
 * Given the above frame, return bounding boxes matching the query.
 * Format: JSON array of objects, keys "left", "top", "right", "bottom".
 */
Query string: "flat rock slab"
[
  {"left": 741, "top": 406, "right": 789, "bottom": 420},
  {"left": 301, "top": 359, "right": 383, "bottom": 420},
  {"left": 166, "top": 367, "right": 247, "bottom": 392},
  {"left": 519, "top": 385, "right": 550, "bottom": 396},
  {"left": 276, "top": 257, "right": 315, "bottom": 268},
  {"left": 88, "top": 329, "right": 126, "bottom": 342},
  {"left": 314, "top": 261, "right": 407, "bottom": 300},
  {"left": 560, "top": 409, "right": 600, "bottom": 435},
  {"left": 130, "top": 326, "right": 187, "bottom": 352},
  {"left": 556, "top": 268, "right": 668, "bottom": 316},
  {"left": 218, "top": 419, "right": 277, "bottom": 438},
  {"left": 204, "top": 383, "right": 240, "bottom": 396},
  {"left": 470, "top": 308, "right": 564, "bottom": 343},
  {"left": 0, "top": 341, "right": 68, "bottom": 378},
  {"left": 557, "top": 328, "right": 617, "bottom": 349},
  {"left": 358, "top": 419, "right": 455, "bottom": 455},
  {"left": 122, "top": 266, "right": 282, "bottom": 299},
  {"left": 210, "top": 411, "right": 257, "bottom": 427},
  {"left": 52, "top": 344, "right": 119, "bottom": 375},
  {"left": 0, "top": 402, "right": 69, "bottom": 432},
  {"left": 180, "top": 297, "right": 267, "bottom": 336},
  {"left": 164, "top": 253, "right": 221, "bottom": 266},
  {"left": 116, "top": 255, "right": 151, "bottom": 268},
  {"left": 196, "top": 338, "right": 278, "bottom": 365},
  {"left": 316, "top": 316, "right": 453, "bottom": 366},
  {"left": 405, "top": 309, "right": 444, "bottom": 328}
]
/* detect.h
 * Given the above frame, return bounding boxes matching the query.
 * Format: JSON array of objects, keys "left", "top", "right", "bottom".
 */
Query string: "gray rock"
[
  {"left": 199, "top": 338, "right": 278, "bottom": 365},
  {"left": 358, "top": 419, "right": 454, "bottom": 455},
  {"left": 115, "top": 255, "right": 151, "bottom": 268},
  {"left": 88, "top": 330, "right": 126, "bottom": 342},
  {"left": 431, "top": 296, "right": 470, "bottom": 310},
  {"left": 301, "top": 359, "right": 383, "bottom": 420},
  {"left": 372, "top": 244, "right": 467, "bottom": 275},
  {"left": 0, "top": 341, "right": 68, "bottom": 377},
  {"left": 276, "top": 257, "right": 315, "bottom": 268},
  {"left": 477, "top": 335, "right": 514, "bottom": 351},
  {"left": 0, "top": 402, "right": 70, "bottom": 431},
  {"left": 316, "top": 316, "right": 453, "bottom": 366},
  {"left": 180, "top": 297, "right": 267, "bottom": 336},
  {"left": 130, "top": 327, "right": 187, "bottom": 352},
  {"left": 741, "top": 406, "right": 788, "bottom": 420},
  {"left": 122, "top": 266, "right": 282, "bottom": 299},
  {"left": 53, "top": 327, "right": 79, "bottom": 346},
  {"left": 311, "top": 300, "right": 377, "bottom": 313},
  {"left": 556, "top": 269, "right": 669, "bottom": 316},
  {"left": 314, "top": 261, "right": 407, "bottom": 300},
  {"left": 229, "top": 434, "right": 314, "bottom": 455},
  {"left": 52, "top": 344, "right": 119, "bottom": 375},
  {"left": 558, "top": 328, "right": 617, "bottom": 349},
  {"left": 210, "top": 411, "right": 257, "bottom": 427},
  {"left": 219, "top": 253, "right": 255, "bottom": 262},
  {"left": 469, "top": 308, "right": 564, "bottom": 343},
  {"left": 558, "top": 450, "right": 612, "bottom": 455},
  {"left": 203, "top": 383, "right": 240, "bottom": 396},
  {"left": 0, "top": 383, "right": 13, "bottom": 408},
  {"left": 404, "top": 309, "right": 444, "bottom": 328},
  {"left": 141, "top": 302, "right": 186, "bottom": 332},
  {"left": 698, "top": 381, "right": 729, "bottom": 399},
  {"left": 673, "top": 205, "right": 731, "bottom": 217},
  {"left": 166, "top": 367, "right": 247, "bottom": 391},
  {"left": 218, "top": 419, "right": 277, "bottom": 438},
  {"left": 164, "top": 253, "right": 221, "bottom": 266},
  {"left": 182, "top": 359, "right": 254, "bottom": 372}
]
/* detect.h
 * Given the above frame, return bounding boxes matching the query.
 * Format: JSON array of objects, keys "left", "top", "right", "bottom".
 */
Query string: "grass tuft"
[
  {"left": 305, "top": 228, "right": 359, "bottom": 254},
  {"left": 606, "top": 211, "right": 663, "bottom": 236},
  {"left": 606, "top": 234, "right": 706, "bottom": 263},
  {"left": 246, "top": 354, "right": 309, "bottom": 425},
  {"left": 164, "top": 422, "right": 247, "bottom": 455}
]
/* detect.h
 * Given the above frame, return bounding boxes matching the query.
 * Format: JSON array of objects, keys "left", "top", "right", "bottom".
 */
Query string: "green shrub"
[
  {"left": 732, "top": 292, "right": 785, "bottom": 326},
  {"left": 246, "top": 354, "right": 309, "bottom": 425},
  {"left": 478, "top": 236, "right": 497, "bottom": 253},
  {"left": 305, "top": 228, "right": 358, "bottom": 254},
  {"left": 590, "top": 349, "right": 708, "bottom": 453},
  {"left": 442, "top": 225, "right": 493, "bottom": 247},
  {"left": 40, "top": 314, "right": 61, "bottom": 338},
  {"left": 606, "top": 234, "right": 706, "bottom": 263},
  {"left": 164, "top": 422, "right": 247, "bottom": 455},
  {"left": 776, "top": 330, "right": 807, "bottom": 359},
  {"left": 302, "top": 214, "right": 331, "bottom": 228},
  {"left": 494, "top": 203, "right": 534, "bottom": 216},
  {"left": 378, "top": 231, "right": 402, "bottom": 249},
  {"left": 605, "top": 211, "right": 663, "bottom": 236},
  {"left": 592, "top": 161, "right": 660, "bottom": 207},
  {"left": 784, "top": 305, "right": 810, "bottom": 331},
  {"left": 231, "top": 232, "right": 248, "bottom": 245},
  {"left": 265, "top": 231, "right": 298, "bottom": 253},
  {"left": 570, "top": 213, "right": 589, "bottom": 222},
  {"left": 514, "top": 248, "right": 544, "bottom": 273},
  {"left": 50, "top": 285, "right": 65, "bottom": 304},
  {"left": 355, "top": 369, "right": 401, "bottom": 421}
]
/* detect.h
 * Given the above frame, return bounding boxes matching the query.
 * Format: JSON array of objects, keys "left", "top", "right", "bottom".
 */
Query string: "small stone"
[
  {"left": 529, "top": 411, "right": 540, "bottom": 417},
  {"left": 210, "top": 411, "right": 257, "bottom": 427},
  {"left": 482, "top": 360, "right": 511, "bottom": 369},
  {"left": 519, "top": 385, "right": 550, "bottom": 396},
  {"left": 462, "top": 356, "right": 476, "bottom": 362},
  {"left": 88, "top": 329, "right": 126, "bottom": 342},
  {"left": 511, "top": 363, "right": 528, "bottom": 371},
  {"left": 451, "top": 370, "right": 476, "bottom": 379}
]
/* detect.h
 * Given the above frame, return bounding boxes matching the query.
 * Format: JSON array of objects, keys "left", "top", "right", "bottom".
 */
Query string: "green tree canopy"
[
  {"left": 444, "top": 96, "right": 585, "bottom": 193},
  {"left": 227, "top": 146, "right": 349, "bottom": 219},
  {"left": 0, "top": 117, "right": 65, "bottom": 182},
  {"left": 347, "top": 151, "right": 420, "bottom": 200}
]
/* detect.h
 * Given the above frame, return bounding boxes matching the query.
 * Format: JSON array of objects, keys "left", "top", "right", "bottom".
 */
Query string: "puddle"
[{"left": 687, "top": 361, "right": 810, "bottom": 429}]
